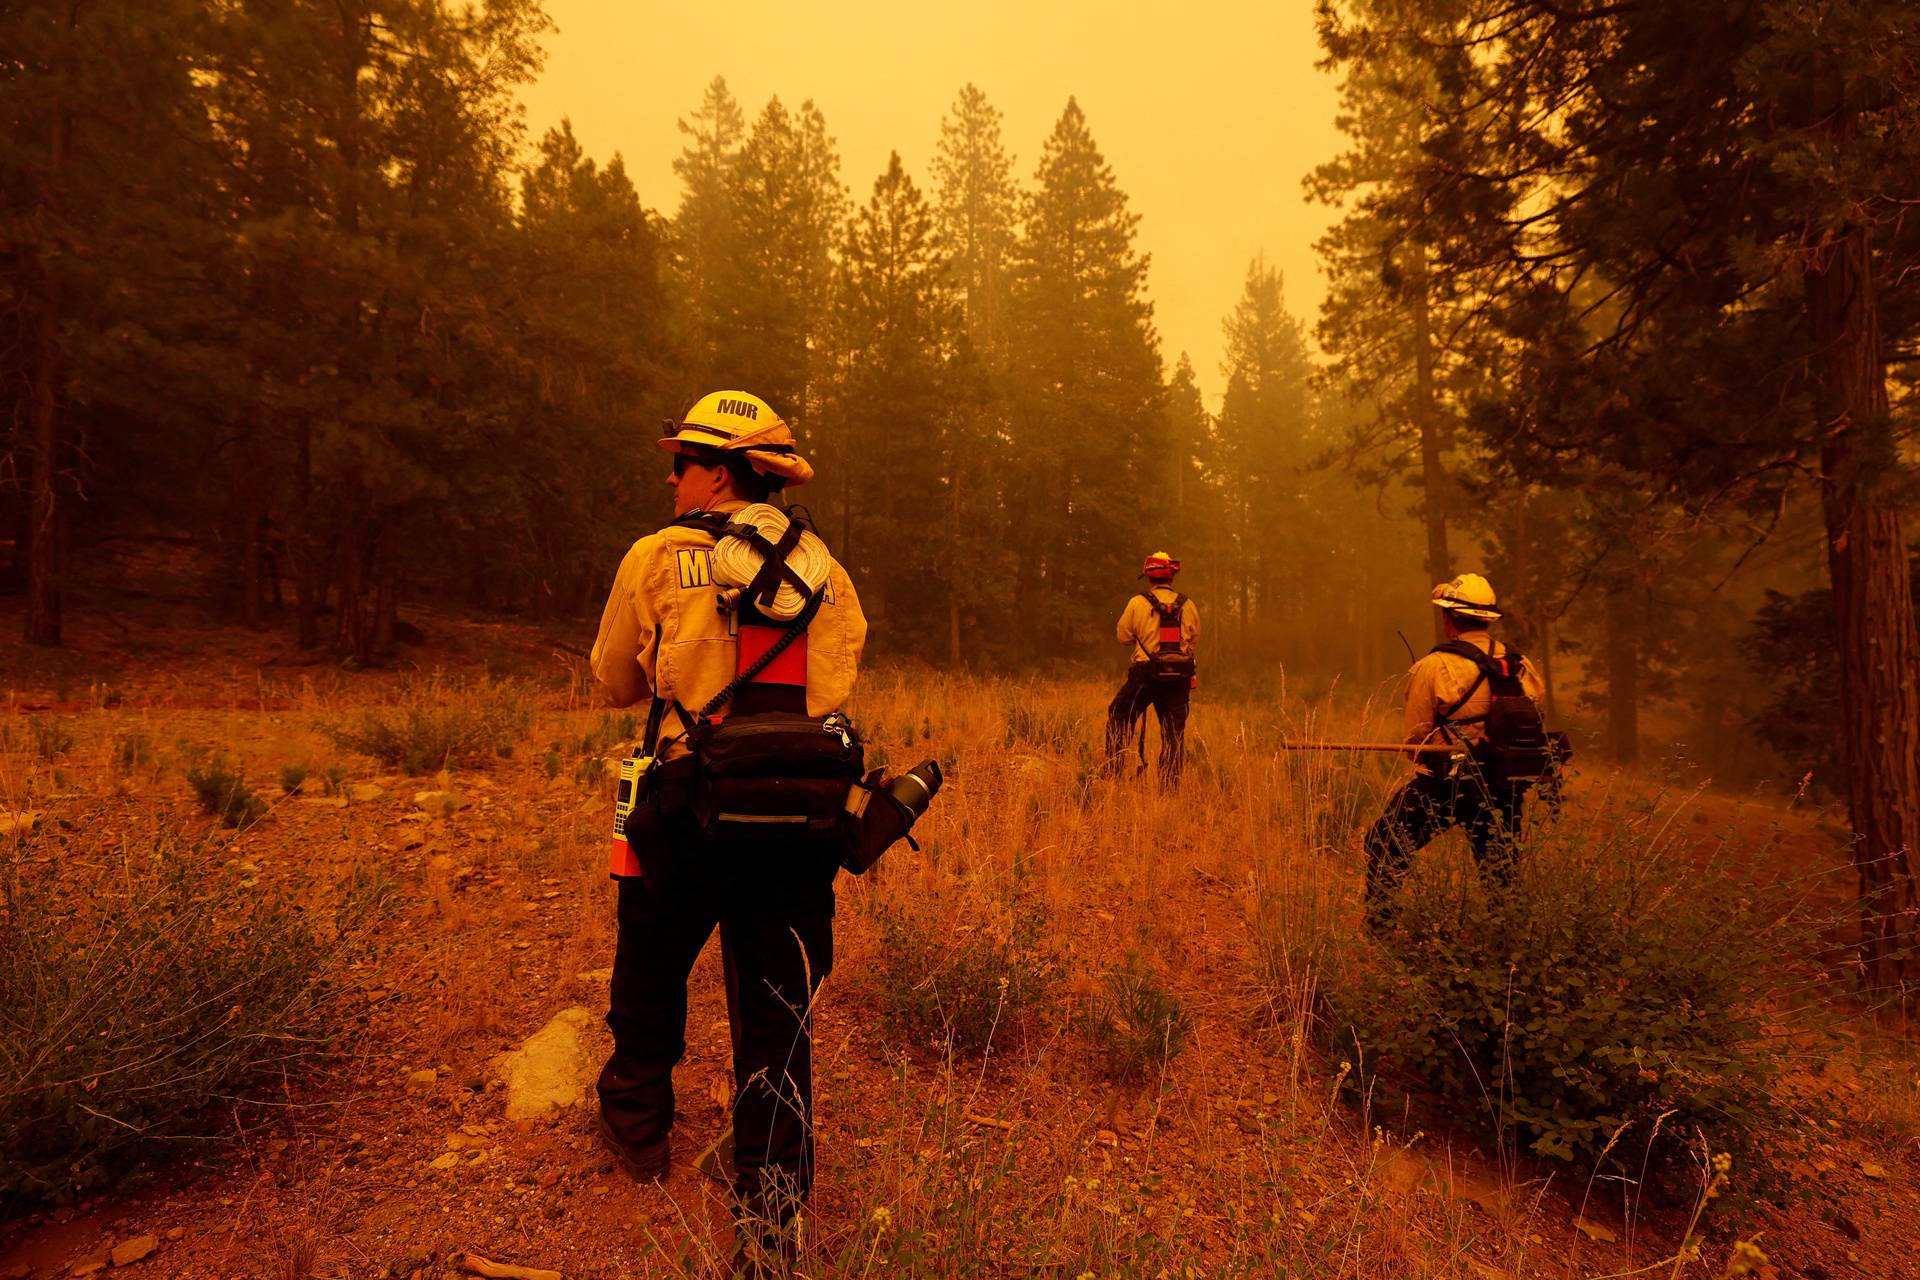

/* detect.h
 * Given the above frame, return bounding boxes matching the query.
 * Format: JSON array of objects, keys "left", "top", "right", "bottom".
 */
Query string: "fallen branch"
[
  {"left": 449, "top": 1252, "right": 563, "bottom": 1280},
  {"left": 963, "top": 1111, "right": 1017, "bottom": 1131}
]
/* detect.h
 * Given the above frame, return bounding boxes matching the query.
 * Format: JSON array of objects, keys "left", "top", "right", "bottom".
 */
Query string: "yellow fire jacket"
[
  {"left": 1116, "top": 586, "right": 1200, "bottom": 664},
  {"left": 1402, "top": 632, "right": 1546, "bottom": 766},
  {"left": 589, "top": 502, "right": 868, "bottom": 757}
]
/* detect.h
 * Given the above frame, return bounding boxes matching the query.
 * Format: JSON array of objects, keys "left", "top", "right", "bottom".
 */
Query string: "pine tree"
[
  {"left": 932, "top": 84, "right": 1018, "bottom": 359},
  {"left": 1216, "top": 258, "right": 1317, "bottom": 658},
  {"left": 1308, "top": 1, "right": 1510, "bottom": 601},
  {"left": 1006, "top": 98, "right": 1166, "bottom": 657},
  {"left": 719, "top": 97, "right": 844, "bottom": 419},
  {"left": 0, "top": 0, "right": 214, "bottom": 645},
  {"left": 824, "top": 153, "right": 954, "bottom": 654},
  {"left": 670, "top": 76, "right": 745, "bottom": 392},
  {"left": 503, "top": 120, "right": 675, "bottom": 617},
  {"left": 930, "top": 84, "right": 1022, "bottom": 664},
  {"left": 202, "top": 0, "right": 549, "bottom": 661},
  {"left": 1374, "top": 0, "right": 1920, "bottom": 983}
]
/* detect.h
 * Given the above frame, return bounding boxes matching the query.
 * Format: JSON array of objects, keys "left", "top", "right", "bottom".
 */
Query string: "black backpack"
[
  {"left": 1139, "top": 591, "right": 1196, "bottom": 686},
  {"left": 1432, "top": 640, "right": 1551, "bottom": 786}
]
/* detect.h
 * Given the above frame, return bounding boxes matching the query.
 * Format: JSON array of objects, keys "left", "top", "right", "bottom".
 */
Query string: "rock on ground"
[
  {"left": 497, "top": 1007, "right": 596, "bottom": 1122},
  {"left": 110, "top": 1236, "right": 157, "bottom": 1267}
]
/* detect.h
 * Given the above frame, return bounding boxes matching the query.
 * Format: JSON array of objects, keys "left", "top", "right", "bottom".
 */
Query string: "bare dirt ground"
[{"left": 3, "top": 590, "right": 1918, "bottom": 1280}]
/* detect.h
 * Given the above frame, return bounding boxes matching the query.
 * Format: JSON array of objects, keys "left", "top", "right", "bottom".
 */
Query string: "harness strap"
[
  {"left": 1138, "top": 590, "right": 1187, "bottom": 623},
  {"left": 1432, "top": 639, "right": 1504, "bottom": 727},
  {"left": 729, "top": 516, "right": 813, "bottom": 608}
]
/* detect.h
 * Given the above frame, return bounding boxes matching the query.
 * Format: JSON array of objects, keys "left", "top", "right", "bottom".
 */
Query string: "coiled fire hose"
[{"left": 710, "top": 503, "right": 832, "bottom": 621}]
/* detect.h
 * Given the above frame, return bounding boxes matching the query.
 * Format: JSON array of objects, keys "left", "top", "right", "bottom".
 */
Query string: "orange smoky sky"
[{"left": 515, "top": 0, "right": 1346, "bottom": 408}]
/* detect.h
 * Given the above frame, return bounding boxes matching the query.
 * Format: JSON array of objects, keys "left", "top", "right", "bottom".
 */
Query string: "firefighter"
[
  {"left": 588, "top": 390, "right": 866, "bottom": 1273},
  {"left": 1362, "top": 573, "right": 1548, "bottom": 931},
  {"left": 1105, "top": 551, "right": 1199, "bottom": 781}
]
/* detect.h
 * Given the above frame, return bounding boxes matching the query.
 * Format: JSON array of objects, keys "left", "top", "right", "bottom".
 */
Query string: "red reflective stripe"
[
  {"left": 1158, "top": 626, "right": 1183, "bottom": 644},
  {"left": 738, "top": 626, "right": 808, "bottom": 686}
]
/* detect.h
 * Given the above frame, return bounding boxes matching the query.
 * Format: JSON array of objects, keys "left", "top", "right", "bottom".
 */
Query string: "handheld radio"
[{"left": 609, "top": 749, "right": 655, "bottom": 878}]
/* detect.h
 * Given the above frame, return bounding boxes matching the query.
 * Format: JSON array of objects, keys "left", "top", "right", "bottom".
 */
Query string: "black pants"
[
  {"left": 1105, "top": 664, "right": 1191, "bottom": 780},
  {"left": 1362, "top": 769, "right": 1528, "bottom": 925},
  {"left": 597, "top": 824, "right": 836, "bottom": 1226}
]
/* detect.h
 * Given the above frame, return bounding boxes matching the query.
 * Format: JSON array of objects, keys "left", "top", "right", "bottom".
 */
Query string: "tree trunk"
[
  {"left": 237, "top": 407, "right": 265, "bottom": 627},
  {"left": 335, "top": 483, "right": 370, "bottom": 661},
  {"left": 1409, "top": 242, "right": 1452, "bottom": 644},
  {"left": 1807, "top": 221, "right": 1920, "bottom": 991},
  {"left": 371, "top": 516, "right": 398, "bottom": 658},
  {"left": 948, "top": 456, "right": 963, "bottom": 669},
  {"left": 293, "top": 421, "right": 320, "bottom": 647},
  {"left": 1604, "top": 587, "right": 1639, "bottom": 766},
  {"left": 26, "top": 266, "right": 64, "bottom": 649},
  {"left": 24, "top": 1, "right": 71, "bottom": 648}
]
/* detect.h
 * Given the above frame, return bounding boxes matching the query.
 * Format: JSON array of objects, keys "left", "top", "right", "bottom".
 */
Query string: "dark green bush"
[
  {"left": 0, "top": 833, "right": 387, "bottom": 1207},
  {"left": 872, "top": 891, "right": 1058, "bottom": 1056},
  {"left": 1082, "top": 951, "right": 1193, "bottom": 1081},
  {"left": 1327, "top": 814, "right": 1802, "bottom": 1190},
  {"left": 325, "top": 676, "right": 531, "bottom": 774},
  {"left": 185, "top": 759, "right": 267, "bottom": 829}
]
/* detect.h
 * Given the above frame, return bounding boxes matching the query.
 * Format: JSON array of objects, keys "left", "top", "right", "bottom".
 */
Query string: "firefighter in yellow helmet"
[
  {"left": 1362, "top": 573, "right": 1551, "bottom": 931},
  {"left": 588, "top": 390, "right": 866, "bottom": 1271},
  {"left": 1104, "top": 551, "right": 1200, "bottom": 781}
]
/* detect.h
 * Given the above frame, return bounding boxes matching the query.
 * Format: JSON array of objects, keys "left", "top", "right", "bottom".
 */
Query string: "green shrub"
[
  {"left": 1082, "top": 951, "right": 1193, "bottom": 1081},
  {"left": 185, "top": 759, "right": 267, "bottom": 829},
  {"left": 324, "top": 676, "right": 532, "bottom": 774},
  {"left": 321, "top": 764, "right": 349, "bottom": 796},
  {"left": 279, "top": 764, "right": 309, "bottom": 794},
  {"left": 29, "top": 718, "right": 74, "bottom": 761},
  {"left": 873, "top": 892, "right": 1058, "bottom": 1056},
  {"left": 1326, "top": 814, "right": 1800, "bottom": 1191},
  {"left": 0, "top": 831, "right": 388, "bottom": 1207}
]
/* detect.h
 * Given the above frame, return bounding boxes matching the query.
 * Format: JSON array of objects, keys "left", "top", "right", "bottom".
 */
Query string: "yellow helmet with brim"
[
  {"left": 1431, "top": 572, "right": 1503, "bottom": 620},
  {"left": 658, "top": 390, "right": 815, "bottom": 488}
]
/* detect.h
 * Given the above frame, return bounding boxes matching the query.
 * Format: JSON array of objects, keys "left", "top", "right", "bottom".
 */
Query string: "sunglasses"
[{"left": 671, "top": 451, "right": 729, "bottom": 478}]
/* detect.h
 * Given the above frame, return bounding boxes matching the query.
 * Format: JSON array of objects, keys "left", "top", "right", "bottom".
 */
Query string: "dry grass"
[{"left": 0, "top": 660, "right": 1882, "bottom": 1278}]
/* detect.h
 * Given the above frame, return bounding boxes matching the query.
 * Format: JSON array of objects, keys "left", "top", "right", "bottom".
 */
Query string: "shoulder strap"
[
  {"left": 1431, "top": 640, "right": 1494, "bottom": 725},
  {"left": 1140, "top": 591, "right": 1184, "bottom": 623},
  {"left": 669, "top": 509, "right": 732, "bottom": 538},
  {"left": 643, "top": 695, "right": 698, "bottom": 752}
]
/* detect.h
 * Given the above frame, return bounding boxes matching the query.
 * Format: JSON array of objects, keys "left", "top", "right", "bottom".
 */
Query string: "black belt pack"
[{"left": 689, "top": 711, "right": 865, "bottom": 842}]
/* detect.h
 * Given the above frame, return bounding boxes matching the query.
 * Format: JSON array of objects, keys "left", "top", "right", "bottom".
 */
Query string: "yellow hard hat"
[
  {"left": 658, "top": 390, "right": 815, "bottom": 487},
  {"left": 1431, "top": 572, "right": 1503, "bottom": 620}
]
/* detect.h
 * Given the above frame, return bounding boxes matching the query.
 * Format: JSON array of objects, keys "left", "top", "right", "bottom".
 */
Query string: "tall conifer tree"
[{"left": 1007, "top": 98, "right": 1166, "bottom": 656}]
